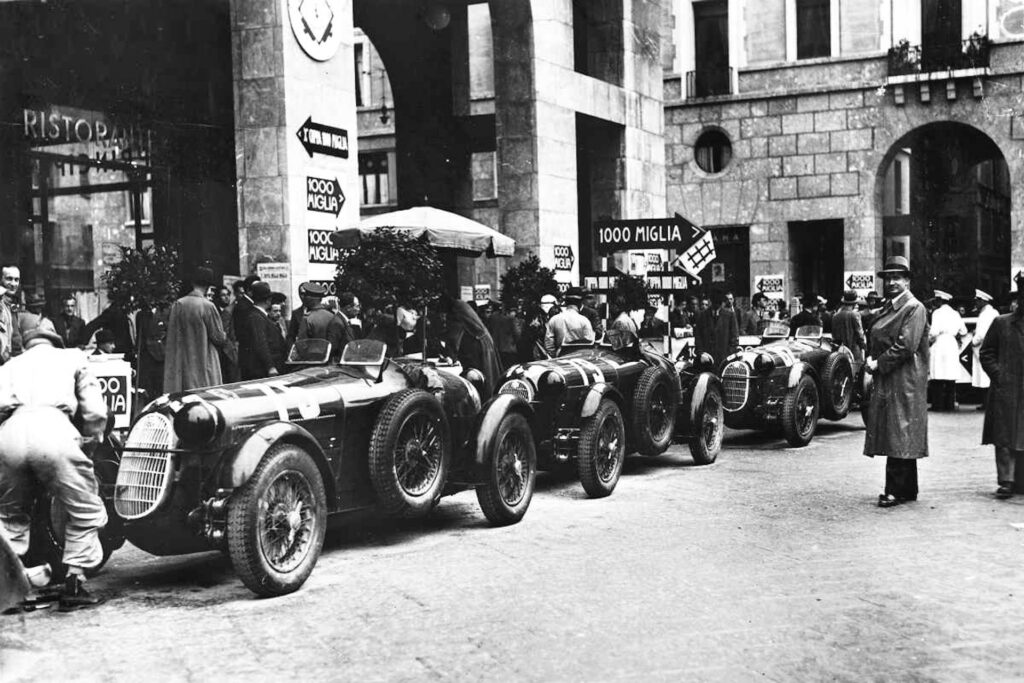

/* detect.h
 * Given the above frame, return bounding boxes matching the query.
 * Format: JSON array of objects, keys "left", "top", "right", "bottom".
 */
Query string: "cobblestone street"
[{"left": 2, "top": 410, "right": 1022, "bottom": 682}]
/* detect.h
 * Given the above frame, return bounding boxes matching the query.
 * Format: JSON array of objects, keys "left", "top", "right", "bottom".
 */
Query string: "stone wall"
[{"left": 665, "top": 41, "right": 1024, "bottom": 299}]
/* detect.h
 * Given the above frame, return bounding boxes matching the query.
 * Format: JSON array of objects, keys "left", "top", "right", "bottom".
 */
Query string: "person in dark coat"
[
  {"left": 979, "top": 272, "right": 1024, "bottom": 499},
  {"left": 860, "top": 291, "right": 883, "bottom": 333},
  {"left": 580, "top": 291, "right": 604, "bottom": 339},
  {"left": 136, "top": 305, "right": 170, "bottom": 400},
  {"left": 639, "top": 306, "right": 667, "bottom": 339},
  {"left": 441, "top": 296, "right": 503, "bottom": 398},
  {"left": 486, "top": 300, "right": 519, "bottom": 370},
  {"left": 53, "top": 296, "right": 85, "bottom": 348},
  {"left": 295, "top": 282, "right": 346, "bottom": 360},
  {"left": 231, "top": 274, "right": 260, "bottom": 361},
  {"left": 238, "top": 282, "right": 286, "bottom": 379},
  {"left": 81, "top": 304, "right": 135, "bottom": 362},
  {"left": 863, "top": 256, "right": 929, "bottom": 508},
  {"left": 831, "top": 290, "right": 866, "bottom": 363},
  {"left": 694, "top": 293, "right": 739, "bottom": 369},
  {"left": 789, "top": 294, "right": 822, "bottom": 335}
]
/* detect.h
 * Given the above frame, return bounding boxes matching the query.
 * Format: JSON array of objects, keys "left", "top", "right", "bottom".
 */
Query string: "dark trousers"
[
  {"left": 885, "top": 458, "right": 918, "bottom": 500},
  {"left": 929, "top": 380, "right": 957, "bottom": 410},
  {"left": 995, "top": 448, "right": 1024, "bottom": 489}
]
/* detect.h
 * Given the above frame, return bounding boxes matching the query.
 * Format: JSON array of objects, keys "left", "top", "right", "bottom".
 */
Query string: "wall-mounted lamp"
[{"left": 379, "top": 97, "right": 390, "bottom": 125}]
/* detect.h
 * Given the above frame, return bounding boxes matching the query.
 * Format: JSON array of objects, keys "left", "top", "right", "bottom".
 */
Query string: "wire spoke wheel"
[
  {"left": 647, "top": 384, "right": 670, "bottom": 441},
  {"left": 702, "top": 391, "right": 723, "bottom": 452},
  {"left": 257, "top": 471, "right": 318, "bottom": 574},
  {"left": 596, "top": 417, "right": 621, "bottom": 483},
  {"left": 394, "top": 414, "right": 443, "bottom": 497},
  {"left": 497, "top": 429, "right": 528, "bottom": 506}
]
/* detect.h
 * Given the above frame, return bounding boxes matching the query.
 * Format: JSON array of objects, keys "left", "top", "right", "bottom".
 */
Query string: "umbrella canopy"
[{"left": 331, "top": 206, "right": 515, "bottom": 257}]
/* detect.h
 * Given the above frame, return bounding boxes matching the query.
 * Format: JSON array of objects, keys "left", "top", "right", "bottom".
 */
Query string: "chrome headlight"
[
  {"left": 753, "top": 353, "right": 775, "bottom": 373},
  {"left": 173, "top": 400, "right": 224, "bottom": 447},
  {"left": 537, "top": 370, "right": 566, "bottom": 397}
]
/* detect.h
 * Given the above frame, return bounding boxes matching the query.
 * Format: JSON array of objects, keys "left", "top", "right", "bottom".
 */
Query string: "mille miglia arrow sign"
[{"left": 296, "top": 116, "right": 349, "bottom": 159}]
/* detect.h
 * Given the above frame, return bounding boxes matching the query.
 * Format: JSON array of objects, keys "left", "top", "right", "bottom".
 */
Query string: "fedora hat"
[
  {"left": 192, "top": 266, "right": 216, "bottom": 288},
  {"left": 23, "top": 319, "right": 64, "bottom": 349},
  {"left": 877, "top": 255, "right": 912, "bottom": 278},
  {"left": 841, "top": 290, "right": 859, "bottom": 304}
]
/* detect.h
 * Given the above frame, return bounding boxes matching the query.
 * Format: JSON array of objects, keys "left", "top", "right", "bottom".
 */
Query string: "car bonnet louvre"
[{"left": 114, "top": 413, "right": 178, "bottom": 520}]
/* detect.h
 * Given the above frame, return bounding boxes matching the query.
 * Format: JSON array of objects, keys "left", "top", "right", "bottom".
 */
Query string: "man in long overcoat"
[
  {"left": 831, "top": 290, "right": 866, "bottom": 363},
  {"left": 864, "top": 256, "right": 929, "bottom": 507},
  {"left": 979, "top": 274, "right": 1024, "bottom": 498},
  {"left": 164, "top": 267, "right": 228, "bottom": 393}
]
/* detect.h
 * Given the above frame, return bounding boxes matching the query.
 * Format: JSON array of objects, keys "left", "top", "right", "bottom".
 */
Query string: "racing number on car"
[{"left": 251, "top": 382, "right": 322, "bottom": 421}]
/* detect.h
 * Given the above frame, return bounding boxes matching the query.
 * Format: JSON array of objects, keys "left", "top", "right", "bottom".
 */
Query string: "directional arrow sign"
[
  {"left": 306, "top": 176, "right": 345, "bottom": 216},
  {"left": 554, "top": 245, "right": 574, "bottom": 271},
  {"left": 753, "top": 274, "right": 785, "bottom": 300},
  {"left": 593, "top": 214, "right": 704, "bottom": 254},
  {"left": 844, "top": 271, "right": 875, "bottom": 295},
  {"left": 296, "top": 116, "right": 349, "bottom": 159}
]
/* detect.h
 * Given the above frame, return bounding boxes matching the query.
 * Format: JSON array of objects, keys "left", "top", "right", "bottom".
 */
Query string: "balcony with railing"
[
  {"left": 685, "top": 67, "right": 733, "bottom": 99},
  {"left": 885, "top": 33, "right": 991, "bottom": 103}
]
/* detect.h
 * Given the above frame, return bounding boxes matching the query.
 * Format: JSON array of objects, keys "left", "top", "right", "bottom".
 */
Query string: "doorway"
[
  {"left": 789, "top": 219, "right": 844, "bottom": 304},
  {"left": 922, "top": 0, "right": 962, "bottom": 71}
]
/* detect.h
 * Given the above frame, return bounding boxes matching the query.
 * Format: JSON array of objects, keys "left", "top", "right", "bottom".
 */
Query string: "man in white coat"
[
  {"left": 971, "top": 289, "right": 999, "bottom": 410},
  {"left": 928, "top": 290, "right": 967, "bottom": 411}
]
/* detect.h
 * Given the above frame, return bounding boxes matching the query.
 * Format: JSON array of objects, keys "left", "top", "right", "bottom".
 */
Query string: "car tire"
[
  {"left": 368, "top": 389, "right": 452, "bottom": 518},
  {"left": 781, "top": 374, "right": 820, "bottom": 447},
  {"left": 22, "top": 497, "right": 120, "bottom": 582},
  {"left": 227, "top": 443, "right": 327, "bottom": 597},
  {"left": 577, "top": 398, "right": 626, "bottom": 498},
  {"left": 820, "top": 352, "right": 854, "bottom": 420},
  {"left": 631, "top": 367, "right": 680, "bottom": 456},
  {"left": 476, "top": 412, "right": 537, "bottom": 526},
  {"left": 688, "top": 384, "right": 724, "bottom": 465}
]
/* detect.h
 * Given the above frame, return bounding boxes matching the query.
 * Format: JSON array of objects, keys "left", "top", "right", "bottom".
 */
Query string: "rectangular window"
[
  {"left": 359, "top": 152, "right": 390, "bottom": 206},
  {"left": 796, "top": 0, "right": 830, "bottom": 59},
  {"left": 692, "top": 1, "right": 730, "bottom": 98},
  {"left": 471, "top": 151, "right": 497, "bottom": 201},
  {"left": 354, "top": 43, "right": 370, "bottom": 107},
  {"left": 894, "top": 159, "right": 903, "bottom": 214}
]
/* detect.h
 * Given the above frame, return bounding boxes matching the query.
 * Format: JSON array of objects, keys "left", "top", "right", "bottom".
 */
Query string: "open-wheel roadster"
[
  {"left": 498, "top": 331, "right": 724, "bottom": 498},
  {"left": 720, "top": 323, "right": 859, "bottom": 446},
  {"left": 95, "top": 339, "right": 535, "bottom": 597}
]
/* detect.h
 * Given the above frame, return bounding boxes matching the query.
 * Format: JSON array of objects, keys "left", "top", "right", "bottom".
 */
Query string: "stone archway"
[{"left": 874, "top": 121, "right": 1011, "bottom": 300}]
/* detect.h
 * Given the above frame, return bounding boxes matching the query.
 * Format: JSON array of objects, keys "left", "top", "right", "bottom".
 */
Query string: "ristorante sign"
[
  {"left": 22, "top": 106, "right": 153, "bottom": 154},
  {"left": 593, "top": 216, "right": 705, "bottom": 254}
]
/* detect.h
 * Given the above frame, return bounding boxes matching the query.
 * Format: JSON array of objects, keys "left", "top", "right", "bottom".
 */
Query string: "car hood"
[{"left": 505, "top": 349, "right": 648, "bottom": 388}]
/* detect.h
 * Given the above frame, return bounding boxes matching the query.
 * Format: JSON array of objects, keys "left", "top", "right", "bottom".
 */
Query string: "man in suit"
[
  {"left": 789, "top": 294, "right": 823, "bottom": 335},
  {"left": 53, "top": 296, "right": 85, "bottom": 348},
  {"left": 694, "top": 292, "right": 739, "bottom": 368},
  {"left": 335, "top": 291, "right": 361, "bottom": 354},
  {"left": 238, "top": 282, "right": 286, "bottom": 379},
  {"left": 295, "top": 282, "right": 346, "bottom": 359},
  {"left": 231, "top": 274, "right": 260, "bottom": 364}
]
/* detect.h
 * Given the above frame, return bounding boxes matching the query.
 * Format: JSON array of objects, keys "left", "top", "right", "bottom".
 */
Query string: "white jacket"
[{"left": 928, "top": 304, "right": 967, "bottom": 381}]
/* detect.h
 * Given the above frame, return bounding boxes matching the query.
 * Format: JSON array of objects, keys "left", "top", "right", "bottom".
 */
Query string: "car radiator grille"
[
  {"left": 722, "top": 361, "right": 750, "bottom": 412},
  {"left": 114, "top": 413, "right": 177, "bottom": 520},
  {"left": 498, "top": 378, "right": 534, "bottom": 403}
]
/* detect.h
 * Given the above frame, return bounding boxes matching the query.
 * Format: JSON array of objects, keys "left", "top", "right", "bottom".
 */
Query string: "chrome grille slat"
[
  {"left": 114, "top": 413, "right": 177, "bottom": 520},
  {"left": 722, "top": 361, "right": 750, "bottom": 412}
]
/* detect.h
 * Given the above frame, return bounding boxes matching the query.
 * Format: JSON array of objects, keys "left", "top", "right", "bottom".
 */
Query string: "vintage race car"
[
  {"left": 720, "top": 322, "right": 858, "bottom": 446},
  {"left": 497, "top": 331, "right": 724, "bottom": 498},
  {"left": 101, "top": 339, "right": 536, "bottom": 597}
]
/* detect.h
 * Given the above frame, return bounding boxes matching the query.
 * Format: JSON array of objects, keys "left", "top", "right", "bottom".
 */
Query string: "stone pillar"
[
  {"left": 491, "top": 0, "right": 667, "bottom": 288},
  {"left": 231, "top": 0, "right": 359, "bottom": 294}
]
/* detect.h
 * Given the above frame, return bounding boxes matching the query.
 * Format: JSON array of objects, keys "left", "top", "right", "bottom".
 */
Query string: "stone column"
[{"left": 231, "top": 0, "right": 359, "bottom": 294}]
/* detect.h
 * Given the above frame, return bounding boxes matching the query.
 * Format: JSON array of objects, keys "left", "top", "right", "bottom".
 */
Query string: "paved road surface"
[{"left": 2, "top": 410, "right": 1022, "bottom": 682}]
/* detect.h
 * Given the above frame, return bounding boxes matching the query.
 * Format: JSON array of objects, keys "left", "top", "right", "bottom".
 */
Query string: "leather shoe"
[
  {"left": 877, "top": 494, "right": 901, "bottom": 508},
  {"left": 995, "top": 485, "right": 1014, "bottom": 500},
  {"left": 58, "top": 575, "right": 104, "bottom": 612}
]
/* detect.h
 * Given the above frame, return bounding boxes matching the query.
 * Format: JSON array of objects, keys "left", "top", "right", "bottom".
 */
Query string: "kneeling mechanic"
[{"left": 0, "top": 319, "right": 109, "bottom": 611}]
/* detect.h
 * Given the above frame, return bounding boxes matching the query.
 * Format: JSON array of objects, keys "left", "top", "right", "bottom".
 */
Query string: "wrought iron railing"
[
  {"left": 887, "top": 34, "right": 991, "bottom": 76},
  {"left": 685, "top": 67, "right": 733, "bottom": 99}
]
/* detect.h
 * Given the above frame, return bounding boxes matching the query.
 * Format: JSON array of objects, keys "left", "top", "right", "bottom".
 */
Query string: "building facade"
[{"left": 664, "top": 0, "right": 1023, "bottom": 304}]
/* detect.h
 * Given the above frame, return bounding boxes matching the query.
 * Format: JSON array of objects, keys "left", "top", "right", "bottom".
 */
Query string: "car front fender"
[
  {"left": 219, "top": 422, "right": 335, "bottom": 500},
  {"left": 688, "top": 372, "right": 722, "bottom": 426},
  {"left": 787, "top": 362, "right": 818, "bottom": 389},
  {"left": 468, "top": 393, "right": 534, "bottom": 482},
  {"left": 580, "top": 383, "right": 623, "bottom": 418}
]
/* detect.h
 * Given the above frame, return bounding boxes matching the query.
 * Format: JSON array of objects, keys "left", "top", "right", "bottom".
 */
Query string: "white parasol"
[{"left": 331, "top": 206, "right": 515, "bottom": 257}]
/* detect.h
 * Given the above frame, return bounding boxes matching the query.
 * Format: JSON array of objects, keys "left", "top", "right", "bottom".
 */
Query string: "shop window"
[
  {"left": 471, "top": 152, "right": 497, "bottom": 201},
  {"left": 359, "top": 152, "right": 390, "bottom": 206},
  {"left": 796, "top": 0, "right": 831, "bottom": 59},
  {"left": 693, "top": 129, "right": 732, "bottom": 174}
]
